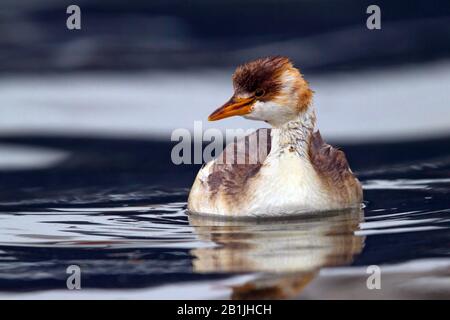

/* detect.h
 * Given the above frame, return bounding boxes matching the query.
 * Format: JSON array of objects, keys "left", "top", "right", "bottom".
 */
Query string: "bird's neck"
[{"left": 269, "top": 106, "right": 316, "bottom": 159}]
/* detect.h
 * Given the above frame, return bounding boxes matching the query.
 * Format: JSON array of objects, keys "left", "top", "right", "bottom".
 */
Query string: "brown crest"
[{"left": 232, "top": 56, "right": 292, "bottom": 99}]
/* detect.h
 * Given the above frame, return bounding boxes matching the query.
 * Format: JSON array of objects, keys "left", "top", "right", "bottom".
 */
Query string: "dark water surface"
[
  {"left": 3, "top": 1, "right": 450, "bottom": 73},
  {"left": 0, "top": 135, "right": 449, "bottom": 299}
]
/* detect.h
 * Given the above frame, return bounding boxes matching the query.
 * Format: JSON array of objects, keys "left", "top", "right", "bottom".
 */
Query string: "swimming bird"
[{"left": 188, "top": 56, "right": 362, "bottom": 217}]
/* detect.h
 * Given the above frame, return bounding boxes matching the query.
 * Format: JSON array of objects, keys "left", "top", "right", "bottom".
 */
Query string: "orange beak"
[{"left": 208, "top": 96, "right": 255, "bottom": 121}]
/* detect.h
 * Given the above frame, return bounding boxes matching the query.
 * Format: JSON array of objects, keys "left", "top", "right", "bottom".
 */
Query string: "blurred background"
[
  {"left": 1, "top": 0, "right": 450, "bottom": 299},
  {"left": 1, "top": 0, "right": 450, "bottom": 142}
]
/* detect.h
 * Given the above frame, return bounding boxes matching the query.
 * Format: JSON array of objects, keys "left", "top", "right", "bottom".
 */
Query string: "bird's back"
[{"left": 308, "top": 131, "right": 363, "bottom": 206}]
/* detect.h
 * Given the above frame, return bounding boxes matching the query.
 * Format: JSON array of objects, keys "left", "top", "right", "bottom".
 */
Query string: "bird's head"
[{"left": 208, "top": 56, "right": 313, "bottom": 127}]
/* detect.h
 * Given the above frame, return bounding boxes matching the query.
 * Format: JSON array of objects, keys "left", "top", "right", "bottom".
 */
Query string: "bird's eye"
[{"left": 255, "top": 89, "right": 265, "bottom": 97}]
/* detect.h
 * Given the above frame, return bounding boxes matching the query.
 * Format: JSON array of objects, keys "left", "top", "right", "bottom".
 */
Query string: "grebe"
[{"left": 188, "top": 56, "right": 362, "bottom": 217}]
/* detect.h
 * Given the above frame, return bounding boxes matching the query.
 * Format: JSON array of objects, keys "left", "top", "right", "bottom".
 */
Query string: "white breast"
[
  {"left": 243, "top": 152, "right": 331, "bottom": 216},
  {"left": 188, "top": 152, "right": 346, "bottom": 217}
]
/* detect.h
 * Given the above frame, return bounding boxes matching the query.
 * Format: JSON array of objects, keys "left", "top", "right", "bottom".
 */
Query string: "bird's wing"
[
  {"left": 207, "top": 128, "right": 271, "bottom": 195},
  {"left": 309, "top": 131, "right": 362, "bottom": 202}
]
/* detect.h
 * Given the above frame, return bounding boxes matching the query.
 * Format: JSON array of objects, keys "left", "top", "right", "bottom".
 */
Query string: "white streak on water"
[
  {"left": 1, "top": 61, "right": 449, "bottom": 142},
  {"left": 363, "top": 178, "right": 450, "bottom": 190},
  {"left": 356, "top": 225, "right": 444, "bottom": 236},
  {"left": 0, "top": 144, "right": 68, "bottom": 170}
]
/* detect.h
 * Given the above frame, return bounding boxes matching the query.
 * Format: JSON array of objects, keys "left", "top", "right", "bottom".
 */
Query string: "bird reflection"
[{"left": 188, "top": 208, "right": 364, "bottom": 299}]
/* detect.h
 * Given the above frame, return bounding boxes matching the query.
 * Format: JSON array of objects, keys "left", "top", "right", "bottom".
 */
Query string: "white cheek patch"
[
  {"left": 248, "top": 101, "right": 280, "bottom": 120},
  {"left": 245, "top": 101, "right": 296, "bottom": 126}
]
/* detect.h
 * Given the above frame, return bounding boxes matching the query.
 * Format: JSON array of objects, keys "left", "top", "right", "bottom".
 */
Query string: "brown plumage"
[
  {"left": 207, "top": 128, "right": 271, "bottom": 196},
  {"left": 308, "top": 131, "right": 363, "bottom": 205},
  {"left": 232, "top": 56, "right": 290, "bottom": 99},
  {"left": 204, "top": 128, "right": 362, "bottom": 206},
  {"left": 232, "top": 56, "right": 313, "bottom": 113}
]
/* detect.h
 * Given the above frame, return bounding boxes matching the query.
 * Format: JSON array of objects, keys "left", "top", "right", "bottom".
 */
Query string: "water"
[
  {"left": 2, "top": 1, "right": 450, "bottom": 73},
  {"left": 0, "top": 135, "right": 449, "bottom": 299}
]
